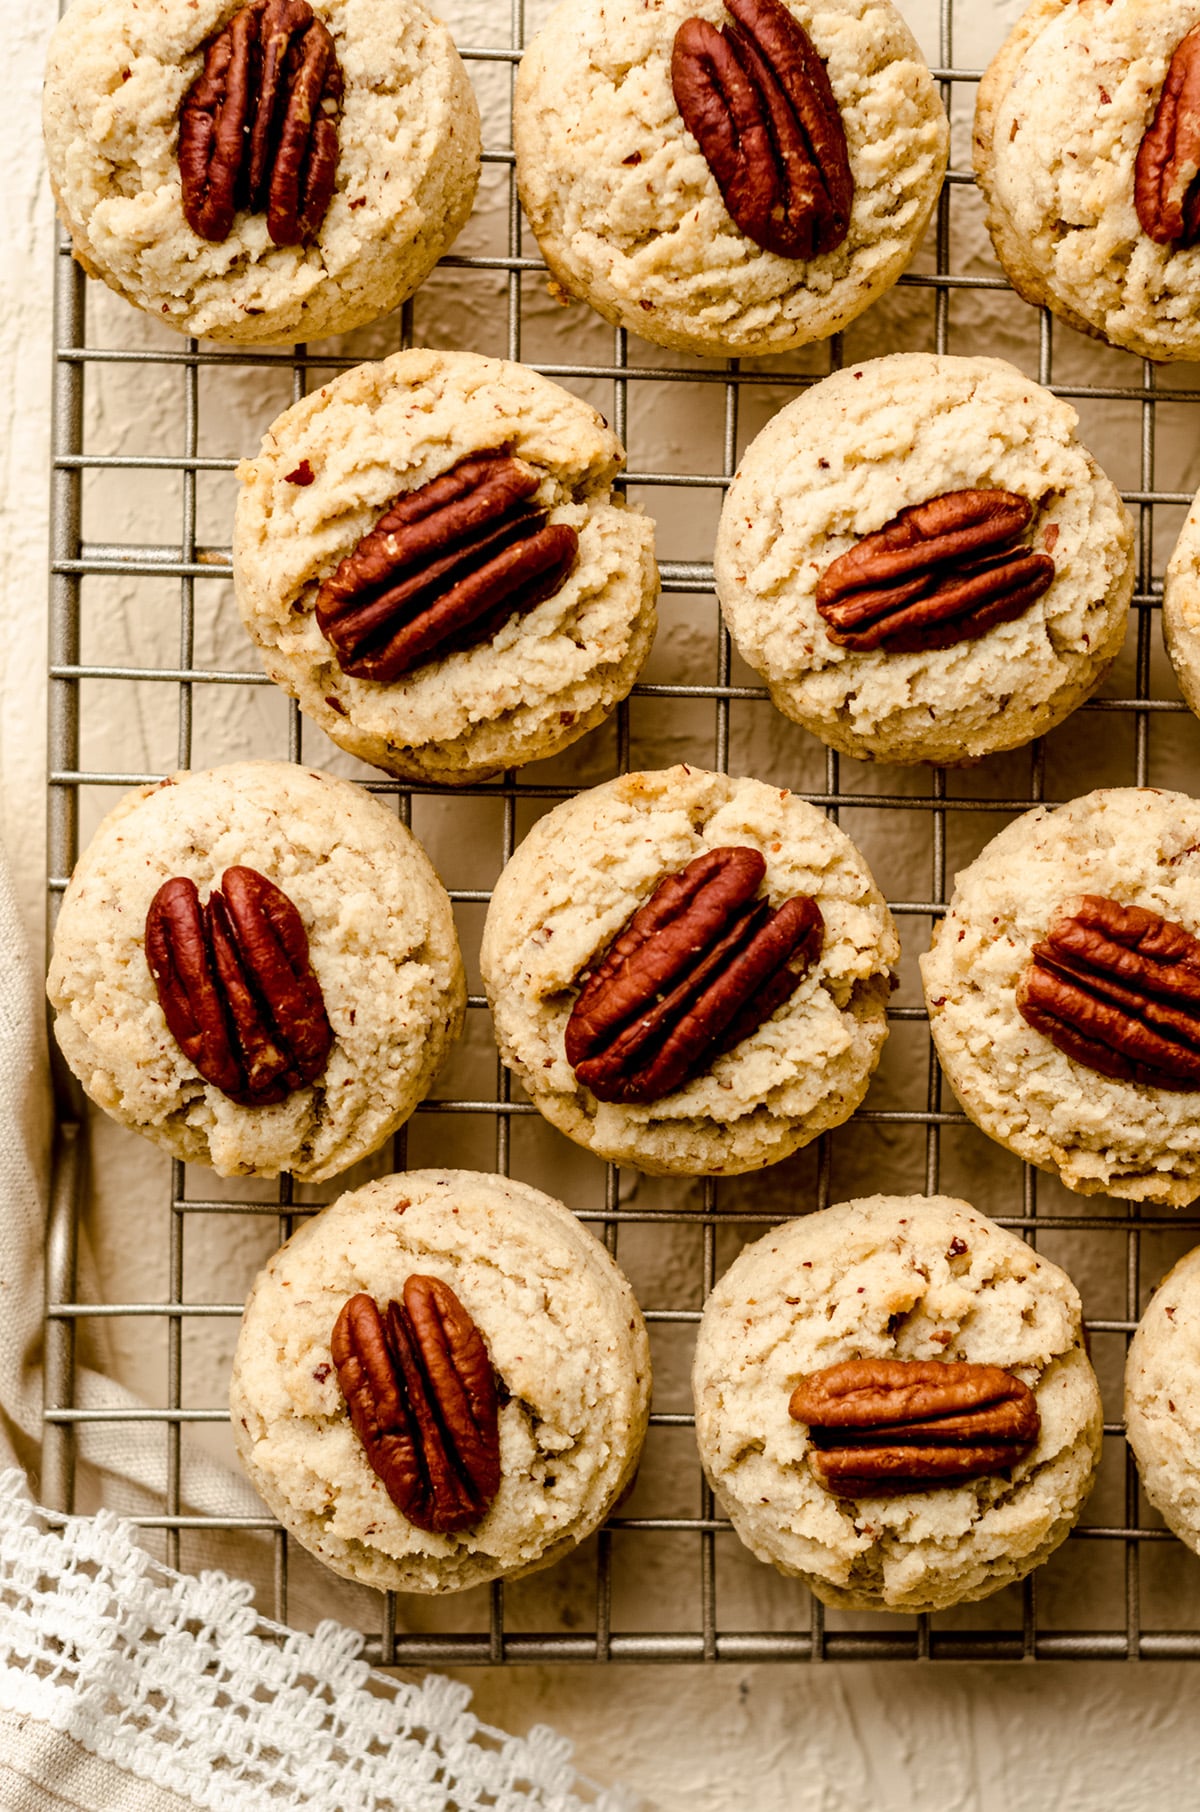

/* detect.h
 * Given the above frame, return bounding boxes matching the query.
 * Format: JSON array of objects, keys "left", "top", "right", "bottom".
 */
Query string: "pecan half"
[
  {"left": 313, "top": 451, "right": 580, "bottom": 682},
  {"left": 671, "top": 0, "right": 853, "bottom": 260},
  {"left": 815, "top": 490, "right": 1056, "bottom": 654},
  {"left": 178, "top": 0, "right": 343, "bottom": 247},
  {"left": 564, "top": 845, "right": 824, "bottom": 1105},
  {"left": 331, "top": 1278, "right": 501, "bottom": 1534},
  {"left": 1135, "top": 26, "right": 1200, "bottom": 248},
  {"left": 789, "top": 1358, "right": 1040, "bottom": 1497},
  {"left": 145, "top": 865, "right": 332, "bottom": 1105},
  {"left": 1017, "top": 894, "right": 1200, "bottom": 1090}
]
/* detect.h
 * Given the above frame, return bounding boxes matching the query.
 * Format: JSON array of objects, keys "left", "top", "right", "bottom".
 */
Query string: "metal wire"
[{"left": 42, "top": 0, "right": 1200, "bottom": 1661}]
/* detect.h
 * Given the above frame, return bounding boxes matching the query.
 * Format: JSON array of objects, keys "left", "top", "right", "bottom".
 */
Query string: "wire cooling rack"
[{"left": 43, "top": 0, "right": 1200, "bottom": 1663}]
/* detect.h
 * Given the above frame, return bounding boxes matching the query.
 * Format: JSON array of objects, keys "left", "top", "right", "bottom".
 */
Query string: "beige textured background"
[{"left": 7, "top": 0, "right": 1200, "bottom": 1805}]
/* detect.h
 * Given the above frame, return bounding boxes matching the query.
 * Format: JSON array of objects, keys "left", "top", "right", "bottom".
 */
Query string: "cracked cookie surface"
[
  {"left": 714, "top": 354, "right": 1134, "bottom": 766},
  {"left": 693, "top": 1194, "right": 1102, "bottom": 1613},
  {"left": 974, "top": 0, "right": 1200, "bottom": 362},
  {"left": 230, "top": 1168, "right": 652, "bottom": 1592},
  {"left": 513, "top": 0, "right": 947, "bottom": 358},
  {"left": 46, "top": 761, "right": 465, "bottom": 1180},
  {"left": 922, "top": 787, "right": 1200, "bottom": 1205},
  {"left": 233, "top": 350, "right": 658, "bottom": 784},
  {"left": 480, "top": 764, "right": 898, "bottom": 1177},
  {"left": 43, "top": 0, "right": 480, "bottom": 344}
]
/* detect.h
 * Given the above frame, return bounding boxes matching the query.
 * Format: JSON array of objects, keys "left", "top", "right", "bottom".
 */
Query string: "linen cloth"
[{"left": 0, "top": 846, "right": 633, "bottom": 1812}]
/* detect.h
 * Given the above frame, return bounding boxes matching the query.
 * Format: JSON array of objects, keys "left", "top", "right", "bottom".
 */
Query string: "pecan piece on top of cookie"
[
  {"left": 670, "top": 0, "right": 853, "bottom": 262},
  {"left": 233, "top": 349, "right": 658, "bottom": 787},
  {"left": 563, "top": 845, "right": 824, "bottom": 1106},
  {"left": 481, "top": 764, "right": 897, "bottom": 1179},
  {"left": 514, "top": 0, "right": 947, "bottom": 359},
  {"left": 715, "top": 353, "right": 1135, "bottom": 767},
  {"left": 145, "top": 864, "right": 334, "bottom": 1108},
  {"left": 331, "top": 1277, "right": 502, "bottom": 1535},
  {"left": 1017, "top": 895, "right": 1200, "bottom": 1091},
  {"left": 693, "top": 1195, "right": 1102, "bottom": 1614},
  {"left": 43, "top": 0, "right": 480, "bottom": 345},
  {"left": 231, "top": 1169, "right": 651, "bottom": 1593},
  {"left": 922, "top": 787, "right": 1200, "bottom": 1207},
  {"left": 46, "top": 761, "right": 466, "bottom": 1181},
  {"left": 789, "top": 1358, "right": 1041, "bottom": 1497},
  {"left": 178, "top": 0, "right": 344, "bottom": 248},
  {"left": 814, "top": 489, "right": 1055, "bottom": 655}
]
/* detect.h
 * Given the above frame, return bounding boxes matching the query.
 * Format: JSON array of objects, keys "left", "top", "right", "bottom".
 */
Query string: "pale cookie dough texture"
[
  {"left": 480, "top": 766, "right": 899, "bottom": 1177},
  {"left": 1126, "top": 1245, "right": 1200, "bottom": 1556},
  {"left": 975, "top": 0, "right": 1200, "bottom": 363},
  {"left": 1163, "top": 490, "right": 1200, "bottom": 720},
  {"left": 230, "top": 1169, "right": 652, "bottom": 1593},
  {"left": 233, "top": 350, "right": 658, "bottom": 784},
  {"left": 922, "top": 788, "right": 1200, "bottom": 1206},
  {"left": 46, "top": 762, "right": 465, "bottom": 1181},
  {"left": 42, "top": 0, "right": 480, "bottom": 345},
  {"left": 513, "top": 0, "right": 948, "bottom": 359},
  {"left": 693, "top": 1195, "right": 1102, "bottom": 1614},
  {"left": 714, "top": 354, "right": 1135, "bottom": 766}
]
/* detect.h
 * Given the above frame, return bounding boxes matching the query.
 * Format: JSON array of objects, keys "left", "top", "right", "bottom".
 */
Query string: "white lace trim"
[{"left": 0, "top": 1474, "right": 636, "bottom": 1812}]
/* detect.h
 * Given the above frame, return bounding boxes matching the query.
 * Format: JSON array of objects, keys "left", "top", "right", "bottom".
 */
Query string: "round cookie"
[
  {"left": 230, "top": 1168, "right": 652, "bottom": 1593},
  {"left": 1163, "top": 490, "right": 1200, "bottom": 720},
  {"left": 513, "top": 0, "right": 948, "bottom": 360},
  {"left": 46, "top": 761, "right": 465, "bottom": 1180},
  {"left": 921, "top": 787, "right": 1200, "bottom": 1206},
  {"left": 693, "top": 1195, "right": 1103, "bottom": 1614},
  {"left": 974, "top": 0, "right": 1200, "bottom": 364},
  {"left": 233, "top": 350, "right": 658, "bottom": 785},
  {"left": 43, "top": 0, "right": 480, "bottom": 346},
  {"left": 480, "top": 765, "right": 898, "bottom": 1177},
  {"left": 1126, "top": 1245, "right": 1200, "bottom": 1555},
  {"left": 713, "top": 354, "right": 1135, "bottom": 766}
]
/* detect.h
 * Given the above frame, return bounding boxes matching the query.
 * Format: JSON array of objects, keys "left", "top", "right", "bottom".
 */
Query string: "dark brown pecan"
[
  {"left": 178, "top": 0, "right": 343, "bottom": 247},
  {"left": 145, "top": 864, "right": 332, "bottom": 1106},
  {"left": 671, "top": 0, "right": 853, "bottom": 260},
  {"left": 789, "top": 1358, "right": 1040, "bottom": 1497},
  {"left": 564, "top": 845, "right": 824, "bottom": 1105},
  {"left": 1017, "top": 894, "right": 1200, "bottom": 1090},
  {"left": 331, "top": 1278, "right": 501, "bottom": 1534},
  {"left": 1135, "top": 26, "right": 1200, "bottom": 248},
  {"left": 815, "top": 490, "right": 1056, "bottom": 654},
  {"left": 313, "top": 451, "right": 580, "bottom": 682}
]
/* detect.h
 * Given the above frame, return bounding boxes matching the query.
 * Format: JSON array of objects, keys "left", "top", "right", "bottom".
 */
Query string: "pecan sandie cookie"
[
  {"left": 714, "top": 354, "right": 1135, "bottom": 766},
  {"left": 47, "top": 762, "right": 465, "bottom": 1180},
  {"left": 694, "top": 1195, "right": 1101, "bottom": 1614},
  {"left": 1126, "top": 1245, "right": 1200, "bottom": 1559},
  {"left": 231, "top": 1169, "right": 651, "bottom": 1593},
  {"left": 43, "top": 0, "right": 479, "bottom": 345},
  {"left": 234, "top": 350, "right": 658, "bottom": 785},
  {"left": 975, "top": 0, "right": 1200, "bottom": 363},
  {"left": 514, "top": 0, "right": 947, "bottom": 359},
  {"left": 922, "top": 787, "right": 1200, "bottom": 1206},
  {"left": 481, "top": 765, "right": 898, "bottom": 1177}
]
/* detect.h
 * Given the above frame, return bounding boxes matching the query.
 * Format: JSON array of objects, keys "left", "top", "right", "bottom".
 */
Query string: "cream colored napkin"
[
  {"left": 0, "top": 1474, "right": 631, "bottom": 1812},
  {"left": 0, "top": 845, "right": 634, "bottom": 1812}
]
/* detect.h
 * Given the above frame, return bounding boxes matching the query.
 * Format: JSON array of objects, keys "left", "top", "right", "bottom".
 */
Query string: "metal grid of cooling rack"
[{"left": 42, "top": 0, "right": 1200, "bottom": 1662}]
